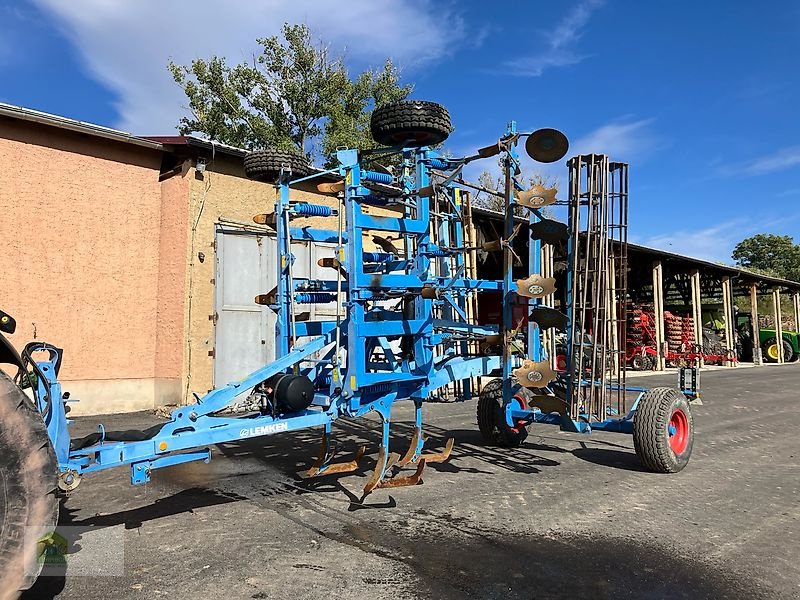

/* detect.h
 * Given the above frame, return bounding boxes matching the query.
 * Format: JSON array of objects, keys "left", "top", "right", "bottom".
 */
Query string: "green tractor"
[{"left": 736, "top": 313, "right": 800, "bottom": 363}]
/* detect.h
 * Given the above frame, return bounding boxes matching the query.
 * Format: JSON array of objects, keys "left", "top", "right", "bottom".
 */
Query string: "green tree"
[
  {"left": 322, "top": 60, "right": 412, "bottom": 166},
  {"left": 169, "top": 23, "right": 411, "bottom": 162},
  {"left": 732, "top": 234, "right": 800, "bottom": 281}
]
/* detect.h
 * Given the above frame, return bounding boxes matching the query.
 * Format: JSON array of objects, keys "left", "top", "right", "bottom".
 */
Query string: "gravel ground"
[{"left": 23, "top": 365, "right": 800, "bottom": 599}]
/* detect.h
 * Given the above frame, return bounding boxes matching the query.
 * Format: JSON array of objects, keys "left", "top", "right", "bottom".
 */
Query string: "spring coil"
[
  {"left": 362, "top": 252, "right": 394, "bottom": 263},
  {"left": 315, "top": 374, "right": 333, "bottom": 388},
  {"left": 429, "top": 158, "right": 449, "bottom": 169},
  {"left": 425, "top": 245, "right": 448, "bottom": 257},
  {"left": 294, "top": 292, "right": 337, "bottom": 304},
  {"left": 362, "top": 170, "right": 393, "bottom": 184},
  {"left": 293, "top": 203, "right": 332, "bottom": 217}
]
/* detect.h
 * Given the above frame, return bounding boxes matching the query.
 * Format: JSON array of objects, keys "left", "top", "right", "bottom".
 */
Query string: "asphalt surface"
[{"left": 23, "top": 365, "right": 800, "bottom": 599}]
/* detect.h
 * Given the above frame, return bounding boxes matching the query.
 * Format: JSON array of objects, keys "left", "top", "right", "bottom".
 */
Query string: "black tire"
[
  {"left": 761, "top": 337, "right": 793, "bottom": 363},
  {"left": 370, "top": 100, "right": 452, "bottom": 148},
  {"left": 630, "top": 354, "right": 646, "bottom": 371},
  {"left": 243, "top": 149, "right": 312, "bottom": 182},
  {"left": 633, "top": 387, "right": 693, "bottom": 473},
  {"left": 477, "top": 379, "right": 528, "bottom": 447},
  {"left": 0, "top": 371, "right": 59, "bottom": 595}
]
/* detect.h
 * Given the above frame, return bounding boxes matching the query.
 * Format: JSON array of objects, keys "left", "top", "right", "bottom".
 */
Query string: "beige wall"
[
  {"left": 0, "top": 120, "right": 189, "bottom": 414},
  {"left": 181, "top": 156, "right": 397, "bottom": 399}
]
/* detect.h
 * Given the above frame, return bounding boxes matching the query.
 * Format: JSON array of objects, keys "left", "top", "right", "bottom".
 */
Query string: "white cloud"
[
  {"left": 742, "top": 146, "right": 800, "bottom": 176},
  {"left": 638, "top": 214, "right": 800, "bottom": 263},
  {"left": 570, "top": 117, "right": 657, "bottom": 160},
  {"left": 33, "top": 0, "right": 466, "bottom": 134},
  {"left": 503, "top": 0, "right": 604, "bottom": 76},
  {"left": 637, "top": 220, "right": 749, "bottom": 263}
]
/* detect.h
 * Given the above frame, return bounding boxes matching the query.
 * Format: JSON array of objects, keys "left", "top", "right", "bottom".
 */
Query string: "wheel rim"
[
  {"left": 507, "top": 394, "right": 527, "bottom": 432},
  {"left": 668, "top": 409, "right": 689, "bottom": 454},
  {"left": 556, "top": 354, "right": 567, "bottom": 370},
  {"left": 767, "top": 344, "right": 779, "bottom": 360}
]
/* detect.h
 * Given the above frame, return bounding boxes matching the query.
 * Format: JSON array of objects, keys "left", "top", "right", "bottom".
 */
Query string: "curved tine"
[
  {"left": 422, "top": 437, "right": 454, "bottom": 464},
  {"left": 304, "top": 433, "right": 330, "bottom": 478},
  {"left": 363, "top": 446, "right": 389, "bottom": 495},
  {"left": 317, "top": 446, "right": 366, "bottom": 476},
  {"left": 397, "top": 427, "right": 422, "bottom": 467},
  {"left": 378, "top": 458, "right": 426, "bottom": 489}
]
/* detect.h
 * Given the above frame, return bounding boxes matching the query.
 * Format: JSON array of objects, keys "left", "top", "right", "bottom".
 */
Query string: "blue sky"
[{"left": 2, "top": 0, "right": 799, "bottom": 262}]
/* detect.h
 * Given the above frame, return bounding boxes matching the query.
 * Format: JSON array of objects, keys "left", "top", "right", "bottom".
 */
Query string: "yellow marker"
[
  {"left": 158, "top": 441, "right": 168, "bottom": 451},
  {"left": 350, "top": 375, "right": 357, "bottom": 390}
]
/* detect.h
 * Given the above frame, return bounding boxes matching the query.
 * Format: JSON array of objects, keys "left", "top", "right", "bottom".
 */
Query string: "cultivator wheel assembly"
[
  {"left": 633, "top": 387, "right": 694, "bottom": 473},
  {"left": 0, "top": 98, "right": 699, "bottom": 593}
]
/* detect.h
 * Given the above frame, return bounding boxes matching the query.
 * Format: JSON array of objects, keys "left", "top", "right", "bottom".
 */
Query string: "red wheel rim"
[
  {"left": 556, "top": 354, "right": 567, "bottom": 371},
  {"left": 510, "top": 393, "right": 528, "bottom": 433},
  {"left": 668, "top": 409, "right": 689, "bottom": 454}
]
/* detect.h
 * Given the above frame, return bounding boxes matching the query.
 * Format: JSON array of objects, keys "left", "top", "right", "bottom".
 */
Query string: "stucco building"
[{"left": 0, "top": 103, "right": 342, "bottom": 415}]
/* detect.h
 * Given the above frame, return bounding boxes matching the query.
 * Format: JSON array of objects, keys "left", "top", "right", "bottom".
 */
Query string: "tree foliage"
[
  {"left": 732, "top": 234, "right": 800, "bottom": 281},
  {"left": 169, "top": 23, "right": 411, "bottom": 163}
]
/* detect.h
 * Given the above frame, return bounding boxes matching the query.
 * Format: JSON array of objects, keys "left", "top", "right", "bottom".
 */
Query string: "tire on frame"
[
  {"left": 370, "top": 100, "right": 453, "bottom": 148},
  {"left": 633, "top": 386, "right": 693, "bottom": 473},
  {"left": 0, "top": 370, "right": 59, "bottom": 596},
  {"left": 477, "top": 378, "right": 529, "bottom": 448},
  {"left": 243, "top": 149, "right": 312, "bottom": 183}
]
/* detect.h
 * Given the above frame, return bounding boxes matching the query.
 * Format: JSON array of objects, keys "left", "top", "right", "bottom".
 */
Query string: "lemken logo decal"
[{"left": 239, "top": 422, "right": 290, "bottom": 438}]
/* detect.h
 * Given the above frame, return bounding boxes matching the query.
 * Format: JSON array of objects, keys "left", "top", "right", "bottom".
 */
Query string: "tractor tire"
[
  {"left": 633, "top": 387, "right": 693, "bottom": 473},
  {"left": 370, "top": 100, "right": 452, "bottom": 148},
  {"left": 0, "top": 370, "right": 59, "bottom": 597},
  {"left": 762, "top": 337, "right": 793, "bottom": 363},
  {"left": 477, "top": 378, "right": 529, "bottom": 447},
  {"left": 243, "top": 149, "right": 312, "bottom": 183}
]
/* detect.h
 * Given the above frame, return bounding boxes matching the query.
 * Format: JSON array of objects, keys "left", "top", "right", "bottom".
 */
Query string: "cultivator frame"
[{"left": 10, "top": 102, "right": 695, "bottom": 505}]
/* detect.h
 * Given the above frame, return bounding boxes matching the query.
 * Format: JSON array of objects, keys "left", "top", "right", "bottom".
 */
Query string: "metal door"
[{"left": 214, "top": 229, "right": 335, "bottom": 386}]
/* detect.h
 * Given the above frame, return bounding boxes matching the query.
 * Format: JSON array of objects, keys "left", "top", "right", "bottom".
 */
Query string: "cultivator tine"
[
  {"left": 397, "top": 427, "right": 424, "bottom": 466},
  {"left": 397, "top": 427, "right": 455, "bottom": 466},
  {"left": 378, "top": 459, "right": 426, "bottom": 489},
  {"left": 420, "top": 438, "right": 454, "bottom": 464},
  {"left": 363, "top": 446, "right": 400, "bottom": 494},
  {"left": 304, "top": 433, "right": 365, "bottom": 478}
]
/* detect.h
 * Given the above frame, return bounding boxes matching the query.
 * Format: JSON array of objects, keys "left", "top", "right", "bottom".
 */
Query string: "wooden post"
[
  {"left": 750, "top": 284, "right": 762, "bottom": 365},
  {"left": 652, "top": 261, "right": 666, "bottom": 370},
  {"left": 773, "top": 288, "right": 784, "bottom": 364},
  {"left": 690, "top": 270, "right": 703, "bottom": 362},
  {"left": 721, "top": 276, "right": 736, "bottom": 367},
  {"left": 793, "top": 292, "right": 800, "bottom": 335},
  {"left": 607, "top": 254, "right": 620, "bottom": 376}
]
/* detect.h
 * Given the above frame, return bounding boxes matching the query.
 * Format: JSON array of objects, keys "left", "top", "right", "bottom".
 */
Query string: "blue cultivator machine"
[{"left": 0, "top": 100, "right": 694, "bottom": 594}]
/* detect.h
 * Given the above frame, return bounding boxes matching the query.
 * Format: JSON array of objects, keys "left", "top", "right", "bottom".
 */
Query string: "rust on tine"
[
  {"left": 318, "top": 446, "right": 366, "bottom": 476},
  {"left": 378, "top": 459, "right": 426, "bottom": 489},
  {"left": 363, "top": 446, "right": 389, "bottom": 494},
  {"left": 304, "top": 432, "right": 330, "bottom": 478},
  {"left": 397, "top": 427, "right": 422, "bottom": 467},
  {"left": 421, "top": 437, "right": 454, "bottom": 464}
]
